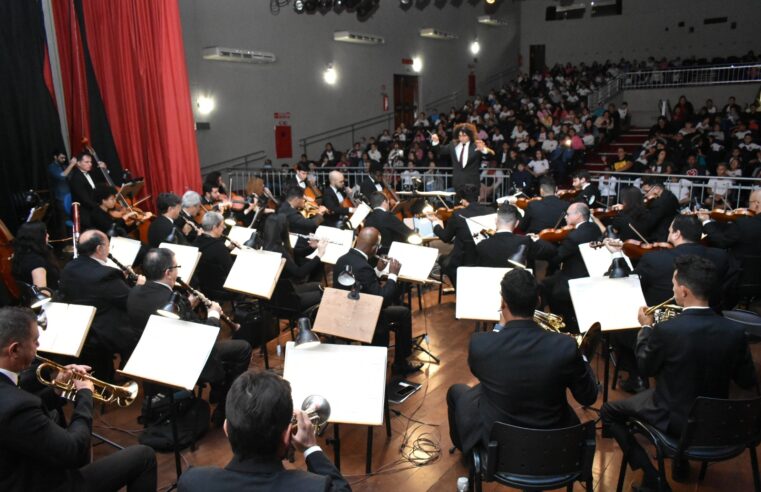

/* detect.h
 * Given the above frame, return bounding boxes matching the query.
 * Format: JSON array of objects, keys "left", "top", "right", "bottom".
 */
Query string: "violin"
[
  {"left": 514, "top": 196, "right": 542, "bottom": 210},
  {"left": 537, "top": 224, "right": 574, "bottom": 243},
  {"left": 473, "top": 228, "right": 496, "bottom": 239},
  {"left": 434, "top": 205, "right": 464, "bottom": 222},
  {"left": 556, "top": 188, "right": 580, "bottom": 201},
  {"left": 591, "top": 238, "right": 672, "bottom": 260},
  {"left": 592, "top": 204, "right": 623, "bottom": 220},
  {"left": 708, "top": 208, "right": 756, "bottom": 223}
]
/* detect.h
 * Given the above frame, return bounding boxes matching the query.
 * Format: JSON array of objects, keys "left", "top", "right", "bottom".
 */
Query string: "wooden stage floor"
[{"left": 92, "top": 287, "right": 761, "bottom": 491}]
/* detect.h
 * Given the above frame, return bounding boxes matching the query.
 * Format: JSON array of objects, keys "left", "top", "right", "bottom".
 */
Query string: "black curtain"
[{"left": 0, "top": 0, "right": 65, "bottom": 233}]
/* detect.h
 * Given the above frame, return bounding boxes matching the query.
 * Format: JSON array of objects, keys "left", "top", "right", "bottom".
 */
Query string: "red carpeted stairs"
[{"left": 585, "top": 127, "right": 650, "bottom": 171}]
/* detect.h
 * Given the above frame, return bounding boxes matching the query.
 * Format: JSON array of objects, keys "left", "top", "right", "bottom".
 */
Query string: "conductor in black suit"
[
  {"left": 477, "top": 203, "right": 554, "bottom": 268},
  {"left": 177, "top": 370, "right": 349, "bottom": 492},
  {"left": 601, "top": 255, "right": 756, "bottom": 491},
  {"left": 59, "top": 229, "right": 146, "bottom": 371},
  {"left": 147, "top": 192, "right": 183, "bottom": 247},
  {"left": 430, "top": 124, "right": 491, "bottom": 190},
  {"left": 333, "top": 227, "right": 422, "bottom": 375},
  {"left": 0, "top": 307, "right": 157, "bottom": 492},
  {"left": 364, "top": 191, "right": 415, "bottom": 255},
  {"left": 321, "top": 170, "right": 355, "bottom": 228},
  {"left": 516, "top": 177, "right": 569, "bottom": 234},
  {"left": 425, "top": 184, "right": 494, "bottom": 287},
  {"left": 68, "top": 152, "right": 108, "bottom": 229},
  {"left": 447, "top": 269, "right": 598, "bottom": 455}
]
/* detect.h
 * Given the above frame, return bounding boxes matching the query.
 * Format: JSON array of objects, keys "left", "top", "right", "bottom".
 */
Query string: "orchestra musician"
[
  {"left": 321, "top": 171, "right": 355, "bottom": 228},
  {"left": 601, "top": 256, "right": 756, "bottom": 492},
  {"left": 147, "top": 193, "right": 183, "bottom": 247},
  {"left": 89, "top": 185, "right": 137, "bottom": 237},
  {"left": 570, "top": 170, "right": 600, "bottom": 207},
  {"left": 430, "top": 124, "right": 491, "bottom": 190},
  {"left": 476, "top": 204, "right": 554, "bottom": 268},
  {"left": 193, "top": 212, "right": 235, "bottom": 301},
  {"left": 605, "top": 186, "right": 652, "bottom": 241},
  {"left": 68, "top": 152, "right": 109, "bottom": 229},
  {"left": 277, "top": 187, "right": 327, "bottom": 257},
  {"left": 364, "top": 191, "right": 416, "bottom": 255},
  {"left": 126, "top": 248, "right": 252, "bottom": 426},
  {"left": 516, "top": 177, "right": 569, "bottom": 234},
  {"left": 59, "top": 230, "right": 146, "bottom": 374},
  {"left": 699, "top": 189, "right": 761, "bottom": 263},
  {"left": 11, "top": 222, "right": 60, "bottom": 291},
  {"left": 359, "top": 161, "right": 386, "bottom": 200},
  {"left": 201, "top": 181, "right": 228, "bottom": 209},
  {"left": 285, "top": 162, "right": 311, "bottom": 193},
  {"left": 204, "top": 171, "right": 228, "bottom": 196},
  {"left": 177, "top": 190, "right": 204, "bottom": 243},
  {"left": 0, "top": 307, "right": 157, "bottom": 492},
  {"left": 177, "top": 370, "right": 349, "bottom": 491},
  {"left": 447, "top": 269, "right": 597, "bottom": 455},
  {"left": 425, "top": 184, "right": 493, "bottom": 288},
  {"left": 640, "top": 178, "right": 680, "bottom": 242},
  {"left": 333, "top": 227, "right": 422, "bottom": 375},
  {"left": 540, "top": 202, "right": 600, "bottom": 332}
]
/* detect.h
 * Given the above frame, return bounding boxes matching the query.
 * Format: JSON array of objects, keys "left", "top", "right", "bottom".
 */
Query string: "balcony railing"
[{"left": 621, "top": 63, "right": 761, "bottom": 90}]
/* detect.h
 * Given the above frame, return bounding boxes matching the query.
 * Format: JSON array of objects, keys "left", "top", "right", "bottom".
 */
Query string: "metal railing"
[
  {"left": 587, "top": 74, "right": 624, "bottom": 109},
  {"left": 424, "top": 67, "right": 520, "bottom": 112},
  {"left": 228, "top": 167, "right": 759, "bottom": 210},
  {"left": 298, "top": 113, "right": 394, "bottom": 159},
  {"left": 621, "top": 63, "right": 761, "bottom": 90}
]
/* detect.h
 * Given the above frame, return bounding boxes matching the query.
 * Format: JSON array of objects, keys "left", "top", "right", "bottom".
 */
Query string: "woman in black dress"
[{"left": 11, "top": 222, "right": 60, "bottom": 293}]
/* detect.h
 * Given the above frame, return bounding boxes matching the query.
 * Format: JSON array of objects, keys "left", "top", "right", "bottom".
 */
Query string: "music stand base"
[{"left": 411, "top": 334, "right": 440, "bottom": 364}]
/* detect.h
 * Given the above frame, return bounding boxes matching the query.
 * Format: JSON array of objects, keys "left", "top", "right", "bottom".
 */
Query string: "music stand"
[
  {"left": 307, "top": 226, "right": 355, "bottom": 265},
  {"left": 118, "top": 180, "right": 144, "bottom": 201},
  {"left": 159, "top": 243, "right": 202, "bottom": 284},
  {"left": 312, "top": 287, "right": 383, "bottom": 343},
  {"left": 579, "top": 242, "right": 634, "bottom": 277},
  {"left": 348, "top": 202, "right": 372, "bottom": 230},
  {"left": 107, "top": 236, "right": 142, "bottom": 269},
  {"left": 26, "top": 203, "right": 49, "bottom": 223},
  {"left": 224, "top": 249, "right": 285, "bottom": 300},
  {"left": 119, "top": 315, "right": 219, "bottom": 486},
  {"left": 455, "top": 266, "right": 532, "bottom": 332},
  {"left": 283, "top": 341, "right": 388, "bottom": 473},
  {"left": 464, "top": 213, "right": 497, "bottom": 245},
  {"left": 37, "top": 303, "right": 96, "bottom": 358}
]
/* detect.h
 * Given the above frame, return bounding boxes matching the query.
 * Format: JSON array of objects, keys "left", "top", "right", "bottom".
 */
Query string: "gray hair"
[
  {"left": 182, "top": 190, "right": 201, "bottom": 208},
  {"left": 201, "top": 211, "right": 224, "bottom": 232}
]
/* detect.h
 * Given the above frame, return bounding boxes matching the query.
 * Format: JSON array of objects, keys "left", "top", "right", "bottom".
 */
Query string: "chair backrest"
[
  {"left": 723, "top": 309, "right": 761, "bottom": 341},
  {"left": 737, "top": 255, "right": 761, "bottom": 297},
  {"left": 681, "top": 396, "right": 761, "bottom": 449},
  {"left": 485, "top": 420, "right": 596, "bottom": 479}
]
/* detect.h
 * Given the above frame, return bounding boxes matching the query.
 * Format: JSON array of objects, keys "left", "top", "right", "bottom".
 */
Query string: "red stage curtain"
[{"left": 80, "top": 0, "right": 201, "bottom": 201}]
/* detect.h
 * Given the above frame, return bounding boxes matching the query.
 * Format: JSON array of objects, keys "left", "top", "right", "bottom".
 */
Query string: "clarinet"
[
  {"left": 107, "top": 254, "right": 139, "bottom": 286},
  {"left": 175, "top": 278, "right": 239, "bottom": 330}
]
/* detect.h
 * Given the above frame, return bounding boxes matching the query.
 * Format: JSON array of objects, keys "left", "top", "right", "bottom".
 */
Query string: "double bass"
[{"left": 0, "top": 219, "right": 19, "bottom": 301}]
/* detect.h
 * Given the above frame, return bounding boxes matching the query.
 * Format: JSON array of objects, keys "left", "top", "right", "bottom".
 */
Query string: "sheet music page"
[
  {"left": 122, "top": 315, "right": 219, "bottom": 390},
  {"left": 224, "top": 249, "right": 284, "bottom": 298},
  {"left": 289, "top": 233, "right": 299, "bottom": 248},
  {"left": 226, "top": 226, "right": 257, "bottom": 254},
  {"left": 403, "top": 217, "right": 435, "bottom": 239},
  {"left": 387, "top": 241, "right": 439, "bottom": 282},
  {"left": 579, "top": 242, "right": 634, "bottom": 277},
  {"left": 569, "top": 275, "right": 646, "bottom": 333},
  {"left": 349, "top": 202, "right": 372, "bottom": 229},
  {"left": 159, "top": 242, "right": 202, "bottom": 283},
  {"left": 37, "top": 303, "right": 96, "bottom": 357},
  {"left": 283, "top": 342, "right": 387, "bottom": 425},
  {"left": 465, "top": 214, "right": 498, "bottom": 245},
  {"left": 107, "top": 236, "right": 142, "bottom": 268},
  {"left": 307, "top": 226, "right": 355, "bottom": 265}
]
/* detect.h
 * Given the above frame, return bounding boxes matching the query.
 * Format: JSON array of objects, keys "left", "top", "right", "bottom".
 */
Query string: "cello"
[{"left": 0, "top": 219, "right": 19, "bottom": 301}]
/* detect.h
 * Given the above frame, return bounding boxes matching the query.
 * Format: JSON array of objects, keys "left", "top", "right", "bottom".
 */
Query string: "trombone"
[
  {"left": 644, "top": 297, "right": 683, "bottom": 324},
  {"left": 35, "top": 355, "right": 139, "bottom": 407}
]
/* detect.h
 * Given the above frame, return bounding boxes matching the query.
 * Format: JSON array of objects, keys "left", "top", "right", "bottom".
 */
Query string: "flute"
[
  {"left": 175, "top": 278, "right": 239, "bottom": 330},
  {"left": 292, "top": 233, "right": 344, "bottom": 246}
]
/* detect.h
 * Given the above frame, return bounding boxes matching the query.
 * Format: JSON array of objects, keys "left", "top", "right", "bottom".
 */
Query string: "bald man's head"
[
  {"left": 77, "top": 229, "right": 109, "bottom": 259},
  {"left": 566, "top": 202, "right": 590, "bottom": 226},
  {"left": 750, "top": 190, "right": 761, "bottom": 213},
  {"left": 355, "top": 227, "right": 381, "bottom": 255}
]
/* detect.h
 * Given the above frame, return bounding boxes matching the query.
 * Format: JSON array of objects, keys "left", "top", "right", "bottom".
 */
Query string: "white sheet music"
[
  {"left": 387, "top": 241, "right": 439, "bottom": 283},
  {"left": 349, "top": 202, "right": 372, "bottom": 229},
  {"left": 289, "top": 233, "right": 299, "bottom": 248},
  {"left": 307, "top": 226, "right": 354, "bottom": 265},
  {"left": 107, "top": 236, "right": 141, "bottom": 268},
  {"left": 224, "top": 249, "right": 284, "bottom": 299},
  {"left": 159, "top": 242, "right": 202, "bottom": 283},
  {"left": 121, "top": 315, "right": 219, "bottom": 390},
  {"left": 579, "top": 242, "right": 634, "bottom": 277},
  {"left": 569, "top": 275, "right": 647, "bottom": 333},
  {"left": 226, "top": 226, "right": 257, "bottom": 254},
  {"left": 404, "top": 217, "right": 436, "bottom": 239},
  {"left": 37, "top": 303, "right": 96, "bottom": 357},
  {"left": 465, "top": 213, "right": 498, "bottom": 245},
  {"left": 283, "top": 342, "right": 387, "bottom": 425}
]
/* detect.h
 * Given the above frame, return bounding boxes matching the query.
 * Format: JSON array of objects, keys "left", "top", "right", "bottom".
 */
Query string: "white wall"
[
  {"left": 178, "top": 0, "right": 520, "bottom": 170},
  {"left": 519, "top": 0, "right": 761, "bottom": 67}
]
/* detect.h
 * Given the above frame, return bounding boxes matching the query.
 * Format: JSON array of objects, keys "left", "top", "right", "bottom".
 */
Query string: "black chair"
[
  {"left": 723, "top": 309, "right": 761, "bottom": 342},
  {"left": 736, "top": 255, "right": 761, "bottom": 307},
  {"left": 616, "top": 396, "right": 761, "bottom": 492},
  {"left": 470, "top": 421, "right": 596, "bottom": 492}
]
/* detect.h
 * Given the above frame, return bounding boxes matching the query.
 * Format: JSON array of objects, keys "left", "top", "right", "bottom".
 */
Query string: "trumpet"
[
  {"left": 286, "top": 395, "right": 331, "bottom": 463},
  {"left": 175, "top": 278, "right": 239, "bottom": 330},
  {"left": 35, "top": 355, "right": 138, "bottom": 407},
  {"left": 644, "top": 297, "right": 682, "bottom": 324}
]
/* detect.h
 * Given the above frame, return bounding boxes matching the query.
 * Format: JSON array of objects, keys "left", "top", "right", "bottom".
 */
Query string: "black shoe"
[
  {"left": 392, "top": 361, "right": 424, "bottom": 376},
  {"left": 620, "top": 376, "right": 646, "bottom": 394}
]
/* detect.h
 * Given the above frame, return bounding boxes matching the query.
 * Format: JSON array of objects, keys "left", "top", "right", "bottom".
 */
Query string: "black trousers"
[
  {"left": 446, "top": 383, "right": 470, "bottom": 452},
  {"left": 78, "top": 444, "right": 157, "bottom": 492},
  {"left": 600, "top": 390, "right": 661, "bottom": 483},
  {"left": 373, "top": 305, "right": 412, "bottom": 365}
]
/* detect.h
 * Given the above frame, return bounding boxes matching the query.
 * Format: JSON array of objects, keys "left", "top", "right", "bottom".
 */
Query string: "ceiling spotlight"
[
  {"left": 323, "top": 64, "right": 337, "bottom": 85},
  {"left": 485, "top": 0, "right": 496, "bottom": 4},
  {"left": 400, "top": 0, "right": 412, "bottom": 5},
  {"left": 411, "top": 56, "right": 423, "bottom": 73},
  {"left": 294, "top": 0, "right": 305, "bottom": 12},
  {"left": 470, "top": 39, "right": 481, "bottom": 55},
  {"left": 197, "top": 95, "right": 215, "bottom": 115}
]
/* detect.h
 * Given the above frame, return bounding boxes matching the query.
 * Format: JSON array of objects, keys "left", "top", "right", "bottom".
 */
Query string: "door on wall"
[
  {"left": 393, "top": 74, "right": 418, "bottom": 130},
  {"left": 530, "top": 45, "right": 546, "bottom": 75}
]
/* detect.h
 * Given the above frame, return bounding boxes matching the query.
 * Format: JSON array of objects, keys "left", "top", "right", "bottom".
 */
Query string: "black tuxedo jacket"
[
  {"left": 550, "top": 221, "right": 600, "bottom": 279},
  {"left": 633, "top": 309, "right": 756, "bottom": 435},
  {"left": 518, "top": 196, "right": 568, "bottom": 234},
  {"left": 68, "top": 169, "right": 99, "bottom": 211},
  {"left": 433, "top": 203, "right": 494, "bottom": 268},
  {"left": 476, "top": 231, "right": 554, "bottom": 268},
  {"left": 574, "top": 184, "right": 600, "bottom": 207},
  {"left": 364, "top": 208, "right": 413, "bottom": 254},
  {"left": 642, "top": 190, "right": 680, "bottom": 242},
  {"left": 704, "top": 214, "right": 761, "bottom": 261},
  {"left": 321, "top": 186, "right": 351, "bottom": 228},
  {"left": 277, "top": 202, "right": 323, "bottom": 237},
  {"left": 193, "top": 234, "right": 234, "bottom": 300},
  {"left": 59, "top": 255, "right": 138, "bottom": 355},
  {"left": 333, "top": 249, "right": 397, "bottom": 306},
  {"left": 148, "top": 215, "right": 176, "bottom": 248},
  {"left": 454, "top": 320, "right": 597, "bottom": 453},
  {"left": 0, "top": 374, "right": 93, "bottom": 492},
  {"left": 178, "top": 451, "right": 350, "bottom": 492},
  {"left": 434, "top": 141, "right": 485, "bottom": 190},
  {"left": 360, "top": 175, "right": 384, "bottom": 200},
  {"left": 635, "top": 242, "right": 733, "bottom": 306}
]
